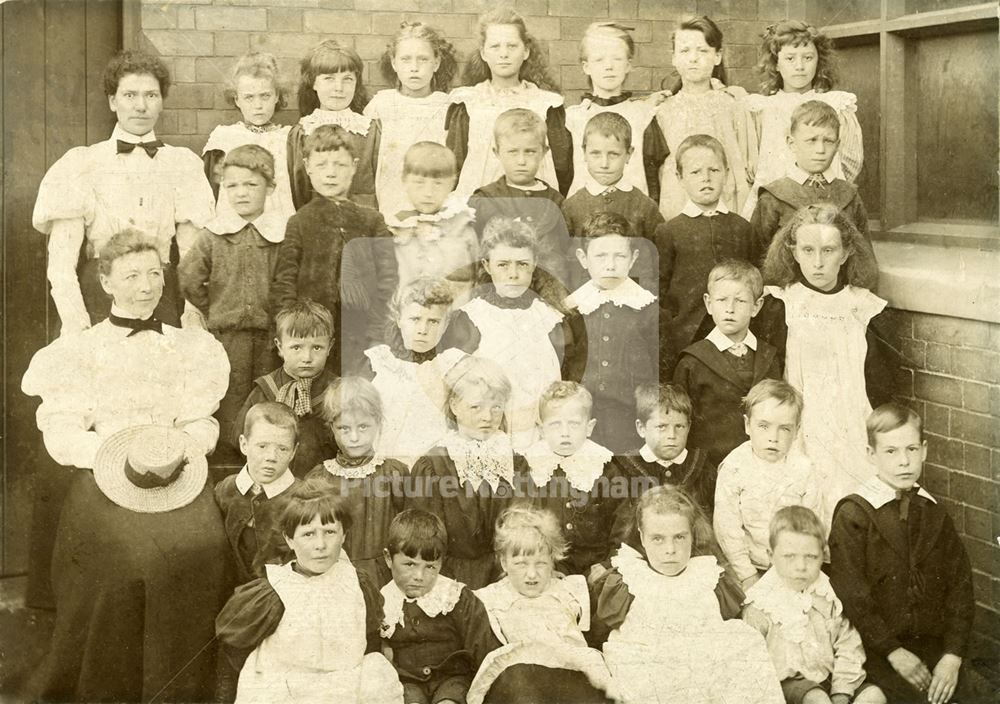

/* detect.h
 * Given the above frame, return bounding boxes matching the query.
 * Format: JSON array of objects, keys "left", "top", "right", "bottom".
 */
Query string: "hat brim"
[{"left": 93, "top": 426, "right": 208, "bottom": 514}]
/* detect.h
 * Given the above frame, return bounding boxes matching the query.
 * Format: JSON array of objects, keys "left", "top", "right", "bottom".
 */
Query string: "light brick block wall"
[{"left": 135, "top": 0, "right": 791, "bottom": 152}]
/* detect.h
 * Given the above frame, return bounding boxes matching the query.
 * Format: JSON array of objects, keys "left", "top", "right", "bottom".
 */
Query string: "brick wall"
[
  {"left": 893, "top": 308, "right": 1000, "bottom": 673},
  {"left": 135, "top": 0, "right": 791, "bottom": 152}
]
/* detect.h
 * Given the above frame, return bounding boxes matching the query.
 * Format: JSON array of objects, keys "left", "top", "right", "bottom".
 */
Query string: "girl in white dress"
[
  {"left": 592, "top": 485, "right": 784, "bottom": 704},
  {"left": 759, "top": 203, "right": 887, "bottom": 522},
  {"left": 215, "top": 479, "right": 403, "bottom": 704},
  {"left": 365, "top": 21, "right": 458, "bottom": 218},
  {"left": 202, "top": 52, "right": 295, "bottom": 224},
  {"left": 469, "top": 505, "right": 617, "bottom": 704},
  {"left": 742, "top": 20, "right": 863, "bottom": 218}
]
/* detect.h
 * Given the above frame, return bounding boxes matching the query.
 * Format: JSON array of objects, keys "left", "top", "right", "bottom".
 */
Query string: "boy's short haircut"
[
  {"left": 274, "top": 298, "right": 334, "bottom": 342},
  {"left": 244, "top": 400, "right": 300, "bottom": 443},
  {"left": 386, "top": 508, "right": 448, "bottom": 561},
  {"left": 280, "top": 476, "right": 353, "bottom": 537},
  {"left": 224, "top": 144, "right": 276, "bottom": 186},
  {"left": 742, "top": 379, "right": 804, "bottom": 424},
  {"left": 480, "top": 216, "right": 540, "bottom": 259},
  {"left": 321, "top": 376, "right": 384, "bottom": 426},
  {"left": 538, "top": 380, "right": 593, "bottom": 420},
  {"left": 866, "top": 402, "right": 924, "bottom": 447},
  {"left": 675, "top": 133, "right": 729, "bottom": 175},
  {"left": 98, "top": 228, "right": 162, "bottom": 276},
  {"left": 583, "top": 111, "right": 632, "bottom": 152},
  {"left": 103, "top": 49, "right": 171, "bottom": 98},
  {"left": 707, "top": 259, "right": 764, "bottom": 301},
  {"left": 790, "top": 100, "right": 841, "bottom": 137},
  {"left": 494, "top": 505, "right": 568, "bottom": 562},
  {"left": 303, "top": 124, "right": 356, "bottom": 160},
  {"left": 402, "top": 141, "right": 457, "bottom": 180},
  {"left": 389, "top": 276, "right": 455, "bottom": 322},
  {"left": 493, "top": 108, "right": 548, "bottom": 149},
  {"left": 580, "top": 210, "right": 633, "bottom": 241},
  {"left": 768, "top": 505, "right": 826, "bottom": 550},
  {"left": 634, "top": 383, "right": 692, "bottom": 424}
]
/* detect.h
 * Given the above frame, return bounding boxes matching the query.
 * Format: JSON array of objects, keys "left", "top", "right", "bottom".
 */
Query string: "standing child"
[
  {"left": 673, "top": 260, "right": 781, "bottom": 465},
  {"left": 744, "top": 506, "right": 886, "bottom": 704},
  {"left": 363, "top": 278, "right": 467, "bottom": 468},
  {"left": 655, "top": 134, "right": 753, "bottom": 371},
  {"left": 655, "top": 16, "right": 751, "bottom": 219},
  {"left": 232, "top": 300, "right": 338, "bottom": 478},
  {"left": 830, "top": 404, "right": 974, "bottom": 704},
  {"left": 215, "top": 479, "right": 403, "bottom": 704},
  {"left": 446, "top": 218, "right": 572, "bottom": 450},
  {"left": 522, "top": 382, "right": 623, "bottom": 577},
  {"left": 180, "top": 145, "right": 284, "bottom": 444},
  {"left": 447, "top": 7, "right": 571, "bottom": 196},
  {"left": 270, "top": 124, "right": 395, "bottom": 374},
  {"left": 742, "top": 20, "right": 862, "bottom": 218},
  {"left": 215, "top": 402, "right": 301, "bottom": 585},
  {"left": 564, "top": 211, "right": 658, "bottom": 452},
  {"left": 592, "top": 485, "right": 784, "bottom": 704},
  {"left": 365, "top": 21, "right": 457, "bottom": 218},
  {"left": 713, "top": 379, "right": 823, "bottom": 591},
  {"left": 380, "top": 509, "right": 500, "bottom": 704},
  {"left": 388, "top": 141, "right": 479, "bottom": 306},
  {"left": 757, "top": 204, "right": 893, "bottom": 521},
  {"left": 202, "top": 52, "right": 295, "bottom": 224},
  {"left": 405, "top": 356, "right": 529, "bottom": 589},
  {"left": 566, "top": 22, "right": 667, "bottom": 202},
  {"left": 468, "top": 506, "right": 617, "bottom": 704},
  {"left": 306, "top": 377, "right": 405, "bottom": 586},
  {"left": 287, "top": 40, "right": 379, "bottom": 210}
]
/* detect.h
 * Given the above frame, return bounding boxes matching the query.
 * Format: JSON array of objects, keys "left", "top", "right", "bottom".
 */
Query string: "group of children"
[{"left": 29, "top": 5, "right": 978, "bottom": 704}]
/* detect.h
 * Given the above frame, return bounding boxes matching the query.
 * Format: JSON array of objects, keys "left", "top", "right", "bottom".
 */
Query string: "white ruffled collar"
[
  {"left": 205, "top": 207, "right": 286, "bottom": 243},
  {"left": 300, "top": 108, "right": 372, "bottom": 136},
  {"left": 380, "top": 574, "right": 464, "bottom": 638},
  {"left": 744, "top": 567, "right": 840, "bottom": 642},
  {"left": 612, "top": 543, "right": 722, "bottom": 598},
  {"left": 566, "top": 279, "right": 656, "bottom": 315},
  {"left": 524, "top": 439, "right": 612, "bottom": 491},
  {"left": 475, "top": 575, "right": 590, "bottom": 641},
  {"left": 442, "top": 430, "right": 515, "bottom": 491},
  {"left": 385, "top": 195, "right": 475, "bottom": 229},
  {"left": 322, "top": 454, "right": 385, "bottom": 479}
]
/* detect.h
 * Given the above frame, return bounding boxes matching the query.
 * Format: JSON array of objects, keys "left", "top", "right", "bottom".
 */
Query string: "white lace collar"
[
  {"left": 744, "top": 567, "right": 840, "bottom": 642},
  {"left": 205, "top": 207, "right": 286, "bottom": 244},
  {"left": 385, "top": 194, "right": 475, "bottom": 229},
  {"left": 475, "top": 575, "right": 590, "bottom": 640},
  {"left": 380, "top": 574, "right": 464, "bottom": 638},
  {"left": 300, "top": 108, "right": 372, "bottom": 136},
  {"left": 854, "top": 477, "right": 936, "bottom": 509},
  {"left": 524, "top": 438, "right": 612, "bottom": 491},
  {"left": 322, "top": 454, "right": 385, "bottom": 479},
  {"left": 442, "top": 431, "right": 515, "bottom": 491},
  {"left": 612, "top": 544, "right": 722, "bottom": 598},
  {"left": 566, "top": 279, "right": 656, "bottom": 315}
]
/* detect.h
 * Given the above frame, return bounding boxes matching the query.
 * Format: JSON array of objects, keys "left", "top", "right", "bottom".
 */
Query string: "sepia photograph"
[{"left": 0, "top": 0, "right": 997, "bottom": 702}]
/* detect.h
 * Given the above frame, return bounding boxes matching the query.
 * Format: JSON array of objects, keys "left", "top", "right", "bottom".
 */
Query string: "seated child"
[
  {"left": 830, "top": 404, "right": 974, "bottom": 704},
  {"left": 445, "top": 218, "right": 573, "bottom": 450},
  {"left": 468, "top": 506, "right": 617, "bottom": 704},
  {"left": 749, "top": 101, "right": 873, "bottom": 265},
  {"left": 387, "top": 141, "right": 478, "bottom": 306},
  {"left": 522, "top": 382, "right": 623, "bottom": 577},
  {"left": 405, "top": 355, "right": 529, "bottom": 589},
  {"left": 654, "top": 134, "right": 753, "bottom": 371},
  {"left": 379, "top": 509, "right": 500, "bottom": 704},
  {"left": 270, "top": 124, "right": 395, "bottom": 374},
  {"left": 744, "top": 506, "right": 886, "bottom": 704},
  {"left": 564, "top": 211, "right": 658, "bottom": 452},
  {"left": 674, "top": 259, "right": 781, "bottom": 465},
  {"left": 305, "top": 377, "right": 405, "bottom": 586},
  {"left": 591, "top": 485, "right": 784, "bottom": 704},
  {"left": 215, "top": 402, "right": 301, "bottom": 585},
  {"left": 232, "top": 299, "right": 338, "bottom": 477},
  {"left": 180, "top": 144, "right": 285, "bottom": 446},
  {"left": 362, "top": 278, "right": 467, "bottom": 468},
  {"left": 468, "top": 108, "right": 570, "bottom": 287},
  {"left": 215, "top": 478, "right": 403, "bottom": 704},
  {"left": 714, "top": 379, "right": 824, "bottom": 591}
]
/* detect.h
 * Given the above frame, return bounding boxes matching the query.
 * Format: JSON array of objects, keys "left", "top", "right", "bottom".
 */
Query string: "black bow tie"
[
  {"left": 117, "top": 139, "right": 163, "bottom": 157},
  {"left": 895, "top": 487, "right": 920, "bottom": 522},
  {"left": 109, "top": 313, "right": 164, "bottom": 336}
]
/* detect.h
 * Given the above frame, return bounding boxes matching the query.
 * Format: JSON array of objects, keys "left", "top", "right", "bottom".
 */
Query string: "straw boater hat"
[{"left": 93, "top": 426, "right": 208, "bottom": 513}]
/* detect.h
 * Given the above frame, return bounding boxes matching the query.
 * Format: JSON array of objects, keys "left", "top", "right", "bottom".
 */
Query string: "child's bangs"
[
  {"left": 398, "top": 539, "right": 446, "bottom": 563},
  {"left": 502, "top": 529, "right": 554, "bottom": 561},
  {"left": 312, "top": 48, "right": 361, "bottom": 78}
]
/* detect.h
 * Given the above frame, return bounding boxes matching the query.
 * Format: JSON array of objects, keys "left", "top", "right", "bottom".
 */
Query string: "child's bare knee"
[
  {"left": 853, "top": 686, "right": 887, "bottom": 704},
  {"left": 800, "top": 688, "right": 832, "bottom": 704}
]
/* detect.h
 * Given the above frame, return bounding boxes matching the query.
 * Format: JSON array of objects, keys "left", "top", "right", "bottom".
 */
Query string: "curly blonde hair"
[
  {"left": 462, "top": 7, "right": 559, "bottom": 91},
  {"left": 757, "top": 20, "right": 838, "bottom": 95},
  {"left": 226, "top": 52, "right": 287, "bottom": 110},
  {"left": 379, "top": 21, "right": 458, "bottom": 94},
  {"left": 495, "top": 504, "right": 568, "bottom": 562}
]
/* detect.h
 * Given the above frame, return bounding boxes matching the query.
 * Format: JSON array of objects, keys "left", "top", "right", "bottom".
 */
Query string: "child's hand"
[
  {"left": 830, "top": 694, "right": 850, "bottom": 704},
  {"left": 887, "top": 647, "right": 932, "bottom": 693},
  {"left": 587, "top": 563, "right": 608, "bottom": 585},
  {"left": 180, "top": 305, "right": 206, "bottom": 330},
  {"left": 644, "top": 89, "right": 671, "bottom": 106},
  {"left": 927, "top": 653, "right": 961, "bottom": 704},
  {"left": 740, "top": 573, "right": 761, "bottom": 591}
]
